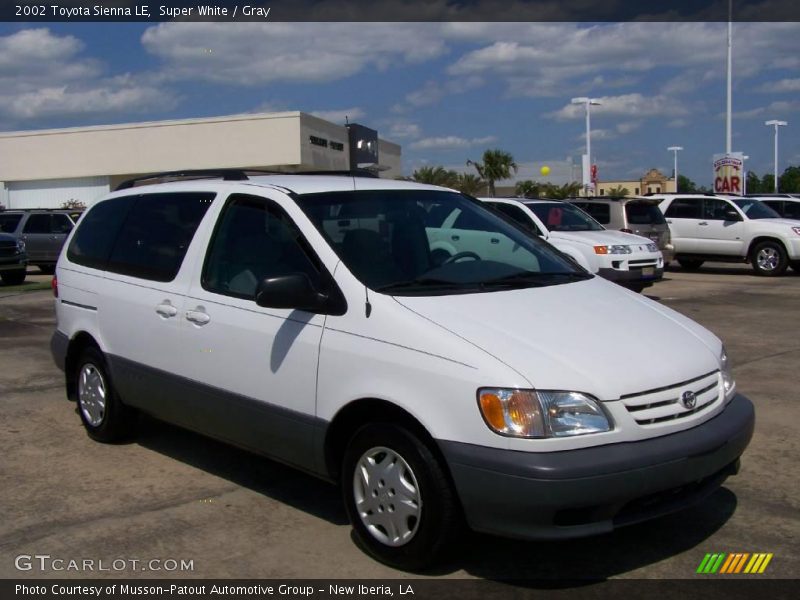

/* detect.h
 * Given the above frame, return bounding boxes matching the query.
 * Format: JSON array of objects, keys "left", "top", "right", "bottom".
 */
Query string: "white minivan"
[{"left": 51, "top": 171, "right": 754, "bottom": 570}]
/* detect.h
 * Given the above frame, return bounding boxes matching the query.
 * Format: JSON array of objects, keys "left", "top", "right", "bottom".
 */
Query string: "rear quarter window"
[
  {"left": 625, "top": 201, "right": 666, "bottom": 225},
  {"left": 67, "top": 197, "right": 137, "bottom": 270},
  {"left": 573, "top": 202, "right": 611, "bottom": 225}
]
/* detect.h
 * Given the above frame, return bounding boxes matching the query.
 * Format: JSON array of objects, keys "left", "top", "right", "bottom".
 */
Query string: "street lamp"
[
  {"left": 667, "top": 146, "right": 684, "bottom": 192},
  {"left": 765, "top": 120, "right": 788, "bottom": 193},
  {"left": 572, "top": 97, "right": 602, "bottom": 196},
  {"left": 741, "top": 154, "right": 750, "bottom": 194}
]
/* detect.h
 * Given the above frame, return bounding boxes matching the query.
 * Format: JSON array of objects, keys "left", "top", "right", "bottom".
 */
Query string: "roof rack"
[
  {"left": 115, "top": 168, "right": 379, "bottom": 191},
  {"left": 642, "top": 192, "right": 717, "bottom": 196}
]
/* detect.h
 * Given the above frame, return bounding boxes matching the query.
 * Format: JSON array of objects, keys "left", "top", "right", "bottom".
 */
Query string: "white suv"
[
  {"left": 482, "top": 198, "right": 663, "bottom": 292},
  {"left": 654, "top": 194, "right": 800, "bottom": 276},
  {"left": 51, "top": 170, "right": 754, "bottom": 569}
]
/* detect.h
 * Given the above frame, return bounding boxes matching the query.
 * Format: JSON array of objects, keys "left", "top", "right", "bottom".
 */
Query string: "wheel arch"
[
  {"left": 323, "top": 398, "right": 451, "bottom": 484},
  {"left": 64, "top": 331, "right": 103, "bottom": 401},
  {"left": 747, "top": 236, "right": 788, "bottom": 259}
]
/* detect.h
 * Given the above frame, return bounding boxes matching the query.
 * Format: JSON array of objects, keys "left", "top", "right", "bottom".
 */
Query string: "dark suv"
[
  {"left": 0, "top": 209, "right": 81, "bottom": 274},
  {"left": 0, "top": 232, "right": 28, "bottom": 285}
]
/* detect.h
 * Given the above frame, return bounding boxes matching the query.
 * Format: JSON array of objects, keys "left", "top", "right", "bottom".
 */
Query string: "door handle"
[
  {"left": 451, "top": 235, "right": 460, "bottom": 241},
  {"left": 155, "top": 302, "right": 178, "bottom": 318},
  {"left": 698, "top": 221, "right": 709, "bottom": 226},
  {"left": 186, "top": 309, "right": 211, "bottom": 325},
  {"left": 490, "top": 238, "right": 500, "bottom": 244}
]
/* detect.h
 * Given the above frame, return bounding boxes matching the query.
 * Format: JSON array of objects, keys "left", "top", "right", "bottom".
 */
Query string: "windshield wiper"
[
  {"left": 374, "top": 277, "right": 465, "bottom": 293},
  {"left": 482, "top": 271, "right": 592, "bottom": 287}
]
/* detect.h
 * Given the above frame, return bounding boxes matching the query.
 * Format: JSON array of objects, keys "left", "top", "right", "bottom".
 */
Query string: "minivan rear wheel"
[
  {"left": 677, "top": 258, "right": 704, "bottom": 271},
  {"left": 75, "top": 347, "right": 136, "bottom": 442},
  {"left": 341, "top": 423, "right": 460, "bottom": 571}
]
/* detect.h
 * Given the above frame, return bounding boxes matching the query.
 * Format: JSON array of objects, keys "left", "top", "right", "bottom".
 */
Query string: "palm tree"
[
  {"left": 466, "top": 149, "right": 518, "bottom": 197},
  {"left": 605, "top": 185, "right": 630, "bottom": 197},
  {"left": 411, "top": 166, "right": 458, "bottom": 187},
  {"left": 454, "top": 173, "right": 487, "bottom": 196},
  {"left": 514, "top": 180, "right": 542, "bottom": 198},
  {"left": 543, "top": 182, "right": 583, "bottom": 199}
]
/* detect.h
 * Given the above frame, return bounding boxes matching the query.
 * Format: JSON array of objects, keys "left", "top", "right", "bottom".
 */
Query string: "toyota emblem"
[{"left": 681, "top": 391, "right": 697, "bottom": 409}]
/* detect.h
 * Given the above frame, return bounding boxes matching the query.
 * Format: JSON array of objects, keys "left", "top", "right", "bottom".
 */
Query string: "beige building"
[
  {"left": 596, "top": 168, "right": 677, "bottom": 197},
  {"left": 0, "top": 111, "right": 401, "bottom": 209}
]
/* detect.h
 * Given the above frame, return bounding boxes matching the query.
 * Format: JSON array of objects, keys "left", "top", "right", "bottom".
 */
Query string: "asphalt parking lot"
[{"left": 0, "top": 265, "right": 797, "bottom": 582}]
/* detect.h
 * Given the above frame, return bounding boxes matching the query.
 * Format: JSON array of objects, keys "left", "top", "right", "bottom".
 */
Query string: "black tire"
[
  {"left": 626, "top": 283, "right": 647, "bottom": 293},
  {"left": 791, "top": 261, "right": 800, "bottom": 273},
  {"left": 38, "top": 265, "right": 55, "bottom": 275},
  {"left": 677, "top": 258, "right": 704, "bottom": 271},
  {"left": 74, "top": 346, "right": 136, "bottom": 442},
  {"left": 751, "top": 241, "right": 788, "bottom": 277},
  {"left": 341, "top": 423, "right": 461, "bottom": 571},
  {"left": 0, "top": 269, "right": 26, "bottom": 285}
]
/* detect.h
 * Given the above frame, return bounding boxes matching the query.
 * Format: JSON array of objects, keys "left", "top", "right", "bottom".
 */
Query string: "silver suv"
[{"left": 567, "top": 197, "right": 674, "bottom": 262}]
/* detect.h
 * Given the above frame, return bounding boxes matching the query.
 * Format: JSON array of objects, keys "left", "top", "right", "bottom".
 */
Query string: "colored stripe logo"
[{"left": 697, "top": 553, "right": 773, "bottom": 574}]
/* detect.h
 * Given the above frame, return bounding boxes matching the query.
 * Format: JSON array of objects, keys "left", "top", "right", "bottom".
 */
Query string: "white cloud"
[
  {"left": 0, "top": 28, "right": 174, "bottom": 122},
  {"left": 410, "top": 135, "right": 497, "bottom": 150},
  {"left": 387, "top": 122, "right": 422, "bottom": 139},
  {"left": 732, "top": 100, "right": 800, "bottom": 119},
  {"left": 309, "top": 107, "right": 365, "bottom": 123},
  {"left": 550, "top": 94, "right": 689, "bottom": 121},
  {"left": 142, "top": 23, "right": 448, "bottom": 85},
  {"left": 758, "top": 78, "right": 800, "bottom": 93}
]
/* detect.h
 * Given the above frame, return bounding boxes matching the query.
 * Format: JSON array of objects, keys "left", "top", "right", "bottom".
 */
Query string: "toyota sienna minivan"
[{"left": 51, "top": 170, "right": 754, "bottom": 570}]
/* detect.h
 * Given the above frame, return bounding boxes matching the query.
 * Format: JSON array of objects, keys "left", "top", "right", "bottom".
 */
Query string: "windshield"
[
  {"left": 733, "top": 199, "right": 781, "bottom": 219},
  {"left": 625, "top": 201, "right": 666, "bottom": 225},
  {"left": 295, "top": 190, "right": 589, "bottom": 295},
  {"left": 526, "top": 202, "right": 604, "bottom": 232}
]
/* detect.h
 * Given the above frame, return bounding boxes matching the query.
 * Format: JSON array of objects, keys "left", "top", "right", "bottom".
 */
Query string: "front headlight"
[
  {"left": 721, "top": 346, "right": 735, "bottom": 398},
  {"left": 16, "top": 239, "right": 25, "bottom": 253},
  {"left": 646, "top": 243, "right": 658, "bottom": 252},
  {"left": 478, "top": 388, "right": 612, "bottom": 438},
  {"left": 594, "top": 245, "right": 632, "bottom": 255}
]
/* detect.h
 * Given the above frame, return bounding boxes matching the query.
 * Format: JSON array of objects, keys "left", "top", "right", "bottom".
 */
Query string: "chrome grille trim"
[{"left": 620, "top": 371, "right": 722, "bottom": 426}]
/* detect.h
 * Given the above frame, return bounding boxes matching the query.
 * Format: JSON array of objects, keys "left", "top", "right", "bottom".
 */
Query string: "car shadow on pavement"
[
  {"left": 134, "top": 415, "right": 349, "bottom": 526},
  {"left": 134, "top": 414, "right": 738, "bottom": 582}
]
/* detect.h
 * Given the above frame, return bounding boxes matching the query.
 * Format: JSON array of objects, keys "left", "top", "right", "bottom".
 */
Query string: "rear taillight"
[
  {"left": 620, "top": 228, "right": 633, "bottom": 233},
  {"left": 51, "top": 276, "right": 58, "bottom": 298}
]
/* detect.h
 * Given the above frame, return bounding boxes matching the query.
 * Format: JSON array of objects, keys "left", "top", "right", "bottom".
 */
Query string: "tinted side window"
[
  {"left": 664, "top": 199, "right": 703, "bottom": 219},
  {"left": 0, "top": 214, "right": 23, "bottom": 233},
  {"left": 704, "top": 198, "right": 735, "bottom": 220},
  {"left": 68, "top": 198, "right": 137, "bottom": 270},
  {"left": 106, "top": 193, "right": 213, "bottom": 282},
  {"left": 626, "top": 201, "right": 666, "bottom": 225},
  {"left": 492, "top": 203, "right": 541, "bottom": 234},
  {"left": 783, "top": 202, "right": 800, "bottom": 219},
  {"left": 23, "top": 214, "right": 52, "bottom": 234},
  {"left": 581, "top": 203, "right": 610, "bottom": 224},
  {"left": 52, "top": 214, "right": 74, "bottom": 233},
  {"left": 453, "top": 207, "right": 493, "bottom": 232},
  {"left": 203, "top": 195, "right": 322, "bottom": 300}
]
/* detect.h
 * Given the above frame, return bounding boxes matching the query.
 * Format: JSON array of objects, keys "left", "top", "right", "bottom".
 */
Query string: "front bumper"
[
  {"left": 440, "top": 393, "right": 754, "bottom": 541},
  {"left": 0, "top": 254, "right": 27, "bottom": 271},
  {"left": 597, "top": 265, "right": 664, "bottom": 285}
]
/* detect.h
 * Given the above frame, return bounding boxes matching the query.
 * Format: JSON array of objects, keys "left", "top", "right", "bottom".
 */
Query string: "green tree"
[
  {"left": 466, "top": 149, "right": 518, "bottom": 197},
  {"left": 454, "top": 173, "right": 487, "bottom": 196},
  {"left": 411, "top": 166, "right": 458, "bottom": 187},
  {"left": 606, "top": 185, "right": 630, "bottom": 197},
  {"left": 677, "top": 174, "right": 698, "bottom": 193},
  {"left": 543, "top": 182, "right": 583, "bottom": 199},
  {"left": 761, "top": 173, "right": 775, "bottom": 193},
  {"left": 745, "top": 171, "right": 762, "bottom": 194},
  {"left": 514, "top": 180, "right": 542, "bottom": 198},
  {"left": 779, "top": 166, "right": 800, "bottom": 193}
]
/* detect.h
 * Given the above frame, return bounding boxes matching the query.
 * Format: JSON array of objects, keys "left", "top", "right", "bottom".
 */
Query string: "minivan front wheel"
[
  {"left": 342, "top": 424, "right": 460, "bottom": 571},
  {"left": 75, "top": 347, "right": 136, "bottom": 442},
  {"left": 751, "top": 241, "right": 788, "bottom": 276}
]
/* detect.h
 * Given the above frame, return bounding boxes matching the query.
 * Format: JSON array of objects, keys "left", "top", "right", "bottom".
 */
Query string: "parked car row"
[
  {"left": 50, "top": 170, "right": 754, "bottom": 570},
  {"left": 0, "top": 208, "right": 82, "bottom": 281}
]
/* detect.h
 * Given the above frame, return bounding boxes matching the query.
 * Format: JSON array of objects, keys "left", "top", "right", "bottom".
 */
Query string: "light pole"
[
  {"left": 765, "top": 120, "right": 788, "bottom": 193},
  {"left": 741, "top": 154, "right": 750, "bottom": 194},
  {"left": 667, "top": 146, "right": 683, "bottom": 192},
  {"left": 572, "top": 97, "right": 602, "bottom": 196}
]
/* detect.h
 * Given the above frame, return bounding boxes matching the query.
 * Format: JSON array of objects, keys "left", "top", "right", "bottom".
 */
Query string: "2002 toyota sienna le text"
[{"left": 50, "top": 172, "right": 755, "bottom": 570}]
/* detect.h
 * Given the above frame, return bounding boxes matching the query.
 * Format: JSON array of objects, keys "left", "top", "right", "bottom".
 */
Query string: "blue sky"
[{"left": 0, "top": 21, "right": 798, "bottom": 185}]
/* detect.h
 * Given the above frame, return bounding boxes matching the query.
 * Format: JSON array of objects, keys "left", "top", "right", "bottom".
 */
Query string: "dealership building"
[{"left": 0, "top": 111, "right": 402, "bottom": 209}]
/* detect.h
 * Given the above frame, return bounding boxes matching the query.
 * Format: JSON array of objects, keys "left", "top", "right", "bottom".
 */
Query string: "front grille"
[
  {"left": 621, "top": 370, "right": 720, "bottom": 425},
  {"left": 629, "top": 259, "right": 659, "bottom": 267},
  {"left": 0, "top": 241, "right": 17, "bottom": 258}
]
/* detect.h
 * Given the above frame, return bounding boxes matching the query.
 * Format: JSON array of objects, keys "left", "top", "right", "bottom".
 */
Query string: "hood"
[
  {"left": 550, "top": 229, "right": 652, "bottom": 247},
  {"left": 394, "top": 277, "right": 720, "bottom": 400},
  {"left": 757, "top": 218, "right": 800, "bottom": 227}
]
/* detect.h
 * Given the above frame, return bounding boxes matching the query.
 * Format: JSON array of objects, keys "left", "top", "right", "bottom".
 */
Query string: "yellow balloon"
[{"left": 540, "top": 165, "right": 551, "bottom": 176}]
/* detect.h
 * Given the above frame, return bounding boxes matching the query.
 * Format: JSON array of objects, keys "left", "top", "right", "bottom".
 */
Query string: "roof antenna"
[
  {"left": 364, "top": 286, "right": 372, "bottom": 318},
  {"left": 345, "top": 115, "right": 349, "bottom": 125}
]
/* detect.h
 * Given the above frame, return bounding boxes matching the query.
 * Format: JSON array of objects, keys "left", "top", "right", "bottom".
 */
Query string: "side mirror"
[
  {"left": 724, "top": 209, "right": 742, "bottom": 222},
  {"left": 255, "top": 273, "right": 328, "bottom": 312}
]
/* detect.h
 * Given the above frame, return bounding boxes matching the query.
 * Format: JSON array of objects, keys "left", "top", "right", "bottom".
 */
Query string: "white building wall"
[{"left": 6, "top": 176, "right": 110, "bottom": 209}]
